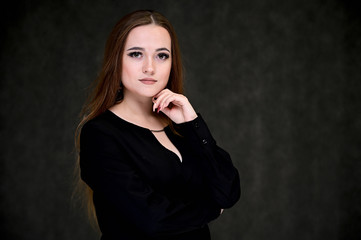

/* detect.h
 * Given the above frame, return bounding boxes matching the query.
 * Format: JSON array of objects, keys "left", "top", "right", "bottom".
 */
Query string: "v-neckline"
[
  {"left": 106, "top": 110, "right": 183, "bottom": 163},
  {"left": 150, "top": 128, "right": 183, "bottom": 163}
]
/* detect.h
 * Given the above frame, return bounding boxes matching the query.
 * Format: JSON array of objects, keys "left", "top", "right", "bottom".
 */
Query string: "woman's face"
[{"left": 121, "top": 24, "right": 172, "bottom": 100}]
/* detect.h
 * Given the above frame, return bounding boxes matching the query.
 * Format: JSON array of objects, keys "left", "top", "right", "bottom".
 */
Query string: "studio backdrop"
[{"left": 1, "top": 0, "right": 360, "bottom": 239}]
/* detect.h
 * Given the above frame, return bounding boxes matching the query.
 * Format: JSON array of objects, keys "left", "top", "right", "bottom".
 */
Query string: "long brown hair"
[{"left": 73, "top": 10, "right": 184, "bottom": 225}]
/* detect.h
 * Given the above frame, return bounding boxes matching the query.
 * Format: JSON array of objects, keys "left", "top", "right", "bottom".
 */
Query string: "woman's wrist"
[{"left": 182, "top": 102, "right": 198, "bottom": 122}]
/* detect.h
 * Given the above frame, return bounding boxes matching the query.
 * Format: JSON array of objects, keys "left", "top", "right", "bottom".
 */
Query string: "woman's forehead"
[{"left": 125, "top": 25, "right": 171, "bottom": 51}]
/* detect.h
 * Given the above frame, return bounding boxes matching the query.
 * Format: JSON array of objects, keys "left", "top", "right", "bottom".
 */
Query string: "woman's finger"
[
  {"left": 153, "top": 89, "right": 168, "bottom": 104},
  {"left": 160, "top": 94, "right": 177, "bottom": 111},
  {"left": 153, "top": 89, "right": 175, "bottom": 111}
]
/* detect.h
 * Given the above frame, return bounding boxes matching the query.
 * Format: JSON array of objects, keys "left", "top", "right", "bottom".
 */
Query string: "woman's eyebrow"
[
  {"left": 126, "top": 47, "right": 170, "bottom": 53},
  {"left": 156, "top": 47, "right": 170, "bottom": 53},
  {"left": 126, "top": 47, "right": 144, "bottom": 51}
]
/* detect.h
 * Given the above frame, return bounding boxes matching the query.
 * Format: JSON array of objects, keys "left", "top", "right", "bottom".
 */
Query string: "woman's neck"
[
  {"left": 118, "top": 97, "right": 153, "bottom": 117},
  {"left": 109, "top": 96, "right": 166, "bottom": 130}
]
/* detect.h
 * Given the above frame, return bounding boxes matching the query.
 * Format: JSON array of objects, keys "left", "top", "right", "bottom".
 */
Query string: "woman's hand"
[{"left": 152, "top": 89, "right": 197, "bottom": 124}]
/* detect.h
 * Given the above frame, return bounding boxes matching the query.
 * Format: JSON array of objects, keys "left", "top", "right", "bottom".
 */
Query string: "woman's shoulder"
[
  {"left": 82, "top": 110, "right": 126, "bottom": 135},
  {"left": 79, "top": 111, "right": 129, "bottom": 157}
]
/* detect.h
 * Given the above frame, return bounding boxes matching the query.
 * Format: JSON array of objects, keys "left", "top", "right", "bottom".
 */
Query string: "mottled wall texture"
[{"left": 1, "top": 0, "right": 360, "bottom": 239}]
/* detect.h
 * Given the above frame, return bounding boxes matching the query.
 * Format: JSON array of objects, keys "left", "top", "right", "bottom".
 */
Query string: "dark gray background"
[{"left": 1, "top": 0, "right": 360, "bottom": 239}]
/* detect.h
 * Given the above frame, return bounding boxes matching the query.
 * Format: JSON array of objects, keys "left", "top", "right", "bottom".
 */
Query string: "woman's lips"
[{"left": 139, "top": 78, "right": 157, "bottom": 85}]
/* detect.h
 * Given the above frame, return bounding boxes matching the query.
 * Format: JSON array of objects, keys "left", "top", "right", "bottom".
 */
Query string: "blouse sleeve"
[
  {"left": 175, "top": 114, "right": 241, "bottom": 209},
  {"left": 79, "top": 121, "right": 221, "bottom": 237}
]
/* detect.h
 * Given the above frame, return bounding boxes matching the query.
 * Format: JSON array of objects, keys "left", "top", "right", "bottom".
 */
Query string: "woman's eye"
[
  {"left": 157, "top": 53, "right": 170, "bottom": 60},
  {"left": 128, "top": 52, "right": 142, "bottom": 58}
]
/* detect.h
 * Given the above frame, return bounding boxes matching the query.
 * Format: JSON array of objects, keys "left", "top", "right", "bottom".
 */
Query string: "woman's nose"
[{"left": 142, "top": 57, "right": 155, "bottom": 75}]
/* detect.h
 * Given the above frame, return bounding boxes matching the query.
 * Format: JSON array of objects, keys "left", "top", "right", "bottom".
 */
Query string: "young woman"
[{"left": 76, "top": 10, "right": 240, "bottom": 240}]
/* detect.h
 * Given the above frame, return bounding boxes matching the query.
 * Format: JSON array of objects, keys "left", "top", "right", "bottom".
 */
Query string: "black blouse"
[{"left": 80, "top": 110, "right": 240, "bottom": 240}]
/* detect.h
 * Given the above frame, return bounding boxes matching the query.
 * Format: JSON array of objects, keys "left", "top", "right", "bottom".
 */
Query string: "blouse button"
[
  {"left": 202, "top": 139, "right": 208, "bottom": 144},
  {"left": 194, "top": 122, "right": 199, "bottom": 128}
]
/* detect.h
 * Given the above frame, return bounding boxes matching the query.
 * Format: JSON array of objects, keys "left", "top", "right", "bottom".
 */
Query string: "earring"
[{"left": 115, "top": 82, "right": 123, "bottom": 102}]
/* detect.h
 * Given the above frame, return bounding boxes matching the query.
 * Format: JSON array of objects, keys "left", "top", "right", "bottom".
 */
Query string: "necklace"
[{"left": 150, "top": 129, "right": 165, "bottom": 133}]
